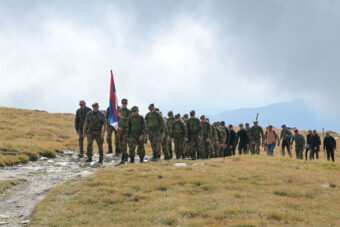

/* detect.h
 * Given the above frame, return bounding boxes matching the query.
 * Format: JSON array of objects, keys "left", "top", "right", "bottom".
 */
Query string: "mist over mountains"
[{"left": 210, "top": 100, "right": 339, "bottom": 132}]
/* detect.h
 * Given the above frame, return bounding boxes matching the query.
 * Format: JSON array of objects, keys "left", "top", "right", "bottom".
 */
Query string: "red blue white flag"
[{"left": 109, "top": 70, "right": 118, "bottom": 129}]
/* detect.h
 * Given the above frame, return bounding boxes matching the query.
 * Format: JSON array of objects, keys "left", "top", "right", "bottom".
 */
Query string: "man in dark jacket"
[
  {"left": 237, "top": 123, "right": 249, "bottom": 155},
  {"left": 75, "top": 100, "right": 91, "bottom": 157},
  {"left": 310, "top": 130, "right": 321, "bottom": 160},
  {"left": 227, "top": 124, "right": 237, "bottom": 156},
  {"left": 280, "top": 125, "right": 292, "bottom": 157},
  {"left": 323, "top": 132, "right": 336, "bottom": 162},
  {"left": 305, "top": 130, "right": 312, "bottom": 160}
]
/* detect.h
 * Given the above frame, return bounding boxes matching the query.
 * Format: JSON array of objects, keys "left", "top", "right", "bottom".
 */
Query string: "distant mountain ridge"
[{"left": 210, "top": 100, "right": 339, "bottom": 132}]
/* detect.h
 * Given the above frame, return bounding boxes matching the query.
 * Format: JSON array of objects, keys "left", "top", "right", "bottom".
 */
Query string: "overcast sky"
[{"left": 1, "top": 0, "right": 339, "bottom": 115}]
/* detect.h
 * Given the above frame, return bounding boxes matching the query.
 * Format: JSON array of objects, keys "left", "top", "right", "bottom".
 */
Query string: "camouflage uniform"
[
  {"left": 291, "top": 133, "right": 305, "bottom": 160},
  {"left": 106, "top": 107, "right": 119, "bottom": 154},
  {"left": 219, "top": 125, "right": 227, "bottom": 157},
  {"left": 171, "top": 119, "right": 187, "bottom": 159},
  {"left": 186, "top": 116, "right": 202, "bottom": 159},
  {"left": 161, "top": 117, "right": 170, "bottom": 159},
  {"left": 118, "top": 107, "right": 132, "bottom": 159},
  {"left": 127, "top": 110, "right": 147, "bottom": 162},
  {"left": 201, "top": 121, "right": 212, "bottom": 159},
  {"left": 250, "top": 125, "right": 264, "bottom": 155},
  {"left": 85, "top": 110, "right": 106, "bottom": 159},
  {"left": 167, "top": 114, "right": 175, "bottom": 158},
  {"left": 210, "top": 124, "right": 217, "bottom": 158},
  {"left": 145, "top": 110, "right": 165, "bottom": 160}
]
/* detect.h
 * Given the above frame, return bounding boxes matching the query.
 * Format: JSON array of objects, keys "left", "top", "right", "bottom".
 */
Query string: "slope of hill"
[
  {"left": 211, "top": 100, "right": 339, "bottom": 132},
  {"left": 31, "top": 156, "right": 340, "bottom": 226},
  {"left": 0, "top": 107, "right": 79, "bottom": 166}
]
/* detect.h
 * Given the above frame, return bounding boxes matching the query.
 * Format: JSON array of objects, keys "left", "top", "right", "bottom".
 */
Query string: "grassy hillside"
[
  {"left": 0, "top": 107, "right": 338, "bottom": 167},
  {"left": 0, "top": 107, "right": 80, "bottom": 166},
  {"left": 31, "top": 156, "right": 339, "bottom": 226}
]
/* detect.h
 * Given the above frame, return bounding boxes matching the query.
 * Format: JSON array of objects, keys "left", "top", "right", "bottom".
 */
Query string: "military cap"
[
  {"left": 239, "top": 123, "right": 244, "bottom": 126},
  {"left": 175, "top": 114, "right": 180, "bottom": 119},
  {"left": 184, "top": 113, "right": 188, "bottom": 117},
  {"left": 155, "top": 108, "right": 160, "bottom": 112},
  {"left": 253, "top": 120, "right": 258, "bottom": 123},
  {"left": 121, "top": 98, "right": 128, "bottom": 104},
  {"left": 200, "top": 115, "right": 205, "bottom": 119},
  {"left": 168, "top": 111, "right": 173, "bottom": 116},
  {"left": 92, "top": 102, "right": 99, "bottom": 107},
  {"left": 190, "top": 110, "right": 195, "bottom": 115},
  {"left": 148, "top": 103, "right": 154, "bottom": 109},
  {"left": 220, "top": 121, "right": 225, "bottom": 126},
  {"left": 245, "top": 123, "right": 249, "bottom": 126},
  {"left": 228, "top": 124, "right": 233, "bottom": 128},
  {"left": 131, "top": 106, "right": 139, "bottom": 111},
  {"left": 206, "top": 118, "right": 210, "bottom": 122}
]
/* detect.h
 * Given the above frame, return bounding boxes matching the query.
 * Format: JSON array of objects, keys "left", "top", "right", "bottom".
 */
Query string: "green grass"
[
  {"left": 0, "top": 179, "right": 27, "bottom": 196},
  {"left": 31, "top": 156, "right": 340, "bottom": 226}
]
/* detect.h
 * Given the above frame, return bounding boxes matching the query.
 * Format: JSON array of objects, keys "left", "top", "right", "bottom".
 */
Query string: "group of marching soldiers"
[{"left": 75, "top": 99, "right": 337, "bottom": 164}]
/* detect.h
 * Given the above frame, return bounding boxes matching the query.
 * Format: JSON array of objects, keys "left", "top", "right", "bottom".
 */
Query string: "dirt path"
[{"left": 0, "top": 151, "right": 123, "bottom": 226}]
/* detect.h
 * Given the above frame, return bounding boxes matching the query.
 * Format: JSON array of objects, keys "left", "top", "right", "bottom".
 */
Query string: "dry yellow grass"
[
  {"left": 31, "top": 156, "right": 339, "bottom": 226},
  {"left": 0, "top": 107, "right": 154, "bottom": 166}
]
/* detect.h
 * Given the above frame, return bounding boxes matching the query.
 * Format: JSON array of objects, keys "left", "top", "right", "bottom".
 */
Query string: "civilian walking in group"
[
  {"left": 323, "top": 131, "right": 336, "bottom": 162},
  {"left": 264, "top": 125, "right": 278, "bottom": 156},
  {"left": 310, "top": 130, "right": 321, "bottom": 160},
  {"left": 236, "top": 123, "right": 249, "bottom": 155},
  {"left": 75, "top": 100, "right": 91, "bottom": 158},
  {"left": 280, "top": 125, "right": 292, "bottom": 157},
  {"left": 305, "top": 130, "right": 312, "bottom": 160},
  {"left": 227, "top": 124, "right": 237, "bottom": 156}
]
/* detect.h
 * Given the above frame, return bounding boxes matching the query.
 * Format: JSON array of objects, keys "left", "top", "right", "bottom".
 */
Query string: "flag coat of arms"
[{"left": 109, "top": 70, "right": 119, "bottom": 129}]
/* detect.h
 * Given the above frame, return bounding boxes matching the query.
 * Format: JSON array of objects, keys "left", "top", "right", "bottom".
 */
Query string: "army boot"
[
  {"left": 107, "top": 145, "right": 113, "bottom": 154},
  {"left": 130, "top": 156, "right": 135, "bottom": 163},
  {"left": 115, "top": 146, "right": 120, "bottom": 156},
  {"left": 140, "top": 156, "right": 144, "bottom": 163},
  {"left": 120, "top": 153, "right": 126, "bottom": 164},
  {"left": 98, "top": 156, "right": 103, "bottom": 164},
  {"left": 85, "top": 157, "right": 92, "bottom": 162},
  {"left": 77, "top": 152, "right": 84, "bottom": 158}
]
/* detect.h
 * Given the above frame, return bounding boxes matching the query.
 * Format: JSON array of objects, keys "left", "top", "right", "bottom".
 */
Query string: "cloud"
[{"left": 0, "top": 0, "right": 339, "bottom": 116}]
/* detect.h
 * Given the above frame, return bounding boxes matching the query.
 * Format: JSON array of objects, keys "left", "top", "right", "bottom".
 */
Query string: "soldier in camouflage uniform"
[
  {"left": 186, "top": 110, "right": 202, "bottom": 160},
  {"left": 106, "top": 106, "right": 120, "bottom": 156},
  {"left": 218, "top": 122, "right": 227, "bottom": 157},
  {"left": 118, "top": 99, "right": 132, "bottom": 163},
  {"left": 167, "top": 111, "right": 175, "bottom": 159},
  {"left": 213, "top": 122, "right": 223, "bottom": 157},
  {"left": 200, "top": 115, "right": 212, "bottom": 159},
  {"left": 291, "top": 129, "right": 305, "bottom": 160},
  {"left": 245, "top": 123, "right": 252, "bottom": 154},
  {"left": 171, "top": 114, "right": 187, "bottom": 159},
  {"left": 250, "top": 120, "right": 264, "bottom": 155},
  {"left": 127, "top": 106, "right": 147, "bottom": 163},
  {"left": 183, "top": 113, "right": 189, "bottom": 157},
  {"left": 83, "top": 102, "right": 107, "bottom": 164},
  {"left": 160, "top": 111, "right": 171, "bottom": 160},
  {"left": 145, "top": 104, "right": 165, "bottom": 161},
  {"left": 207, "top": 118, "right": 217, "bottom": 158}
]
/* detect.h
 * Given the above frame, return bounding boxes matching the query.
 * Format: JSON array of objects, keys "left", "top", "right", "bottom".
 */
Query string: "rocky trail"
[{"left": 0, "top": 151, "right": 126, "bottom": 226}]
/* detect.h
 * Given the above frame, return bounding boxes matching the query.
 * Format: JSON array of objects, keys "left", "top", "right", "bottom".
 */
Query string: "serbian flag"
[{"left": 109, "top": 70, "right": 119, "bottom": 129}]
